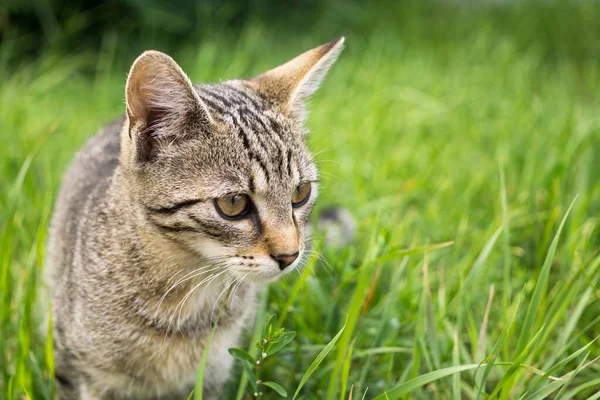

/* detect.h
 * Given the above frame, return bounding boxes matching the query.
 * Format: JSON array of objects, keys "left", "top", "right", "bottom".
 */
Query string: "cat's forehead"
[
  {"left": 196, "top": 81, "right": 301, "bottom": 142},
  {"left": 155, "top": 82, "right": 316, "bottom": 198},
  {"left": 195, "top": 81, "right": 287, "bottom": 131},
  {"left": 196, "top": 81, "right": 268, "bottom": 114},
  {"left": 193, "top": 82, "right": 314, "bottom": 180}
]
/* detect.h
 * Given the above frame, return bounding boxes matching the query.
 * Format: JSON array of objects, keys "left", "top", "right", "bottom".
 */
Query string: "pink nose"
[{"left": 271, "top": 252, "right": 299, "bottom": 270}]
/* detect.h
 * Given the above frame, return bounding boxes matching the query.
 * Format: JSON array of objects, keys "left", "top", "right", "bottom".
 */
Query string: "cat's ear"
[
  {"left": 125, "top": 50, "right": 212, "bottom": 161},
  {"left": 250, "top": 37, "right": 345, "bottom": 119}
]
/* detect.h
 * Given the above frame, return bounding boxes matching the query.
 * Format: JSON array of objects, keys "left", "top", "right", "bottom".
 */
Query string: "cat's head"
[{"left": 120, "top": 38, "right": 344, "bottom": 283}]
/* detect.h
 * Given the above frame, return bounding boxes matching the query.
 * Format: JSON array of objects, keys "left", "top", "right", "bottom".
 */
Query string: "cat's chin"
[{"left": 229, "top": 269, "right": 294, "bottom": 285}]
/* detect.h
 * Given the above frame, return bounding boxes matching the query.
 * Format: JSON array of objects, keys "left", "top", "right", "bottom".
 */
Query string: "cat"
[{"left": 46, "top": 37, "right": 345, "bottom": 399}]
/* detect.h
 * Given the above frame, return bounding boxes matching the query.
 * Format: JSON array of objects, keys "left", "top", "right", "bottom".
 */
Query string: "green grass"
[{"left": 2, "top": 0, "right": 600, "bottom": 398}]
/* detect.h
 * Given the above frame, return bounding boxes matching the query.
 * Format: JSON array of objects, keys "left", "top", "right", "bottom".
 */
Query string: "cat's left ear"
[
  {"left": 250, "top": 37, "right": 345, "bottom": 119},
  {"left": 124, "top": 50, "right": 213, "bottom": 162}
]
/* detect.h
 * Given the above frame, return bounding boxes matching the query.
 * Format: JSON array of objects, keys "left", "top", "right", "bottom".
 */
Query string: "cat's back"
[{"left": 47, "top": 116, "right": 124, "bottom": 278}]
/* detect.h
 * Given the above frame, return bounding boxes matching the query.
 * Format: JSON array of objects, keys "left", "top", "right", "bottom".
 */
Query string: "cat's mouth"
[
  {"left": 189, "top": 236, "right": 305, "bottom": 284},
  {"left": 227, "top": 248, "right": 305, "bottom": 284}
]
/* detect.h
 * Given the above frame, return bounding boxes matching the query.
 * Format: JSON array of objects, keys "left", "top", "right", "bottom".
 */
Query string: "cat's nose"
[{"left": 271, "top": 252, "right": 299, "bottom": 270}]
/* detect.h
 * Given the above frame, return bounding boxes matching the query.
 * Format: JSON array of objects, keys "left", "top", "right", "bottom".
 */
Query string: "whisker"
[
  {"left": 310, "top": 148, "right": 334, "bottom": 158},
  {"left": 229, "top": 273, "right": 248, "bottom": 308},
  {"left": 305, "top": 249, "right": 334, "bottom": 273},
  {"left": 167, "top": 268, "right": 229, "bottom": 334},
  {"left": 224, "top": 273, "right": 240, "bottom": 310},
  {"left": 154, "top": 263, "right": 225, "bottom": 317},
  {"left": 211, "top": 277, "right": 237, "bottom": 318},
  {"left": 316, "top": 171, "right": 339, "bottom": 181},
  {"left": 305, "top": 234, "right": 326, "bottom": 241},
  {"left": 315, "top": 158, "right": 341, "bottom": 166},
  {"left": 177, "top": 269, "right": 228, "bottom": 328},
  {"left": 165, "top": 267, "right": 188, "bottom": 285}
]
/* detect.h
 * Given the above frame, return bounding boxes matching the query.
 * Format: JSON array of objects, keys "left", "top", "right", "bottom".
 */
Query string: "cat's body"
[
  {"left": 48, "top": 115, "right": 255, "bottom": 399},
  {"left": 47, "top": 39, "right": 345, "bottom": 399}
]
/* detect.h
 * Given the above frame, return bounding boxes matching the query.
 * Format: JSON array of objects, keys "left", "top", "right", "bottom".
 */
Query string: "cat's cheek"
[
  {"left": 187, "top": 236, "right": 233, "bottom": 261},
  {"left": 293, "top": 205, "right": 310, "bottom": 221}
]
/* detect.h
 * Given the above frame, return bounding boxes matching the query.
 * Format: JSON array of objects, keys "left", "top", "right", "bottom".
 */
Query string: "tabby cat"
[{"left": 46, "top": 37, "right": 345, "bottom": 399}]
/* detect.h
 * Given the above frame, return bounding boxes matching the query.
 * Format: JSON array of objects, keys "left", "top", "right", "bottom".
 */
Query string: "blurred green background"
[{"left": 2, "top": 0, "right": 600, "bottom": 399}]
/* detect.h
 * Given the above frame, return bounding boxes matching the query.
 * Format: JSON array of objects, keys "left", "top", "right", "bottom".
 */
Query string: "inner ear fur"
[
  {"left": 250, "top": 37, "right": 345, "bottom": 119},
  {"left": 124, "top": 50, "right": 213, "bottom": 161}
]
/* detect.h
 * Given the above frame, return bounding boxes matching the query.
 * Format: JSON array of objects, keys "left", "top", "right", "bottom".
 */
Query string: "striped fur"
[{"left": 46, "top": 38, "right": 344, "bottom": 399}]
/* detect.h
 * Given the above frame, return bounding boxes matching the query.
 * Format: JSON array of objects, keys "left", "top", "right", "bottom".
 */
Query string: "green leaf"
[
  {"left": 267, "top": 331, "right": 297, "bottom": 356},
  {"left": 293, "top": 317, "right": 348, "bottom": 400},
  {"left": 241, "top": 361, "right": 258, "bottom": 393},
  {"left": 263, "top": 314, "right": 277, "bottom": 340},
  {"left": 228, "top": 348, "right": 255, "bottom": 364},
  {"left": 262, "top": 381, "right": 288, "bottom": 397}
]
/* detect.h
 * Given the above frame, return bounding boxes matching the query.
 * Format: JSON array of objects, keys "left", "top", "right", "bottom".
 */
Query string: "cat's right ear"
[{"left": 125, "top": 50, "right": 212, "bottom": 162}]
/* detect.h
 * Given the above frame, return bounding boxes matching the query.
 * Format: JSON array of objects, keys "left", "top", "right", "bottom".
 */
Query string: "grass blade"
[
  {"left": 475, "top": 289, "right": 523, "bottom": 400},
  {"left": 452, "top": 328, "right": 461, "bottom": 400},
  {"left": 499, "top": 162, "right": 512, "bottom": 314},
  {"left": 488, "top": 326, "right": 547, "bottom": 399},
  {"left": 340, "top": 341, "right": 355, "bottom": 400},
  {"left": 235, "top": 290, "right": 268, "bottom": 400},
  {"left": 293, "top": 317, "right": 347, "bottom": 400},
  {"left": 326, "top": 222, "right": 383, "bottom": 400},
  {"left": 369, "top": 241, "right": 454, "bottom": 265},
  {"left": 373, "top": 364, "right": 482, "bottom": 399},
  {"left": 194, "top": 314, "right": 220, "bottom": 400},
  {"left": 515, "top": 197, "right": 578, "bottom": 354},
  {"left": 519, "top": 336, "right": 598, "bottom": 398}
]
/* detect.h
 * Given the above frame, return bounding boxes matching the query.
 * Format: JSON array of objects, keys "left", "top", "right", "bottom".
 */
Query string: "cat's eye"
[
  {"left": 214, "top": 194, "right": 250, "bottom": 219},
  {"left": 292, "top": 183, "right": 312, "bottom": 208}
]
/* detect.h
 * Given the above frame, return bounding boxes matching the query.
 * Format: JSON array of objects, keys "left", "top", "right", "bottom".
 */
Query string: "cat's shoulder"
[
  {"left": 52, "top": 115, "right": 124, "bottom": 229},
  {"left": 63, "top": 115, "right": 123, "bottom": 187}
]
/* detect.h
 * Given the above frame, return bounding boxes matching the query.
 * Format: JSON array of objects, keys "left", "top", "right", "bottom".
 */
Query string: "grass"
[{"left": 2, "top": 0, "right": 600, "bottom": 398}]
